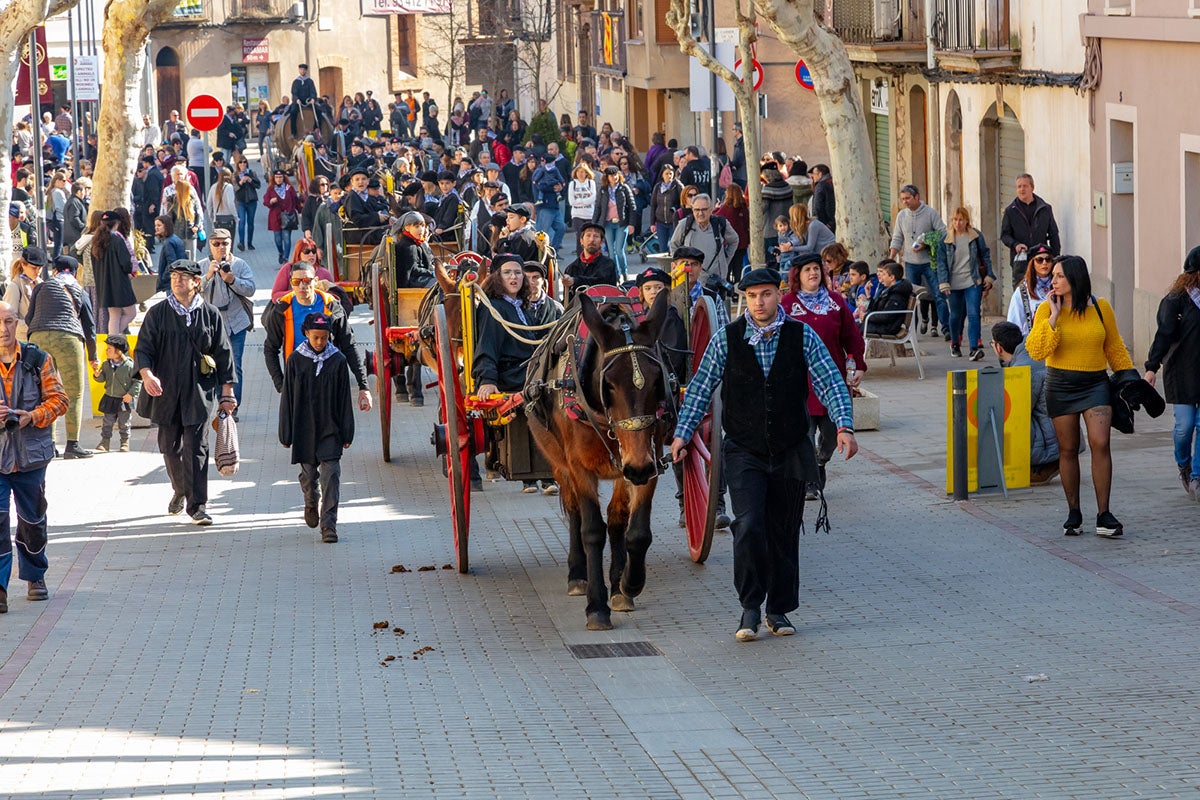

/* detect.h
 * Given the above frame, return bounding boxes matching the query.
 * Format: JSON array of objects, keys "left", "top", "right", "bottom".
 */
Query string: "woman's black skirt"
[{"left": 1045, "top": 367, "right": 1110, "bottom": 417}]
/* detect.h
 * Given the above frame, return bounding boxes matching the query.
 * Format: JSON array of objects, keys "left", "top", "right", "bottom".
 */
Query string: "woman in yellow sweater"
[{"left": 1026, "top": 256, "right": 1133, "bottom": 538}]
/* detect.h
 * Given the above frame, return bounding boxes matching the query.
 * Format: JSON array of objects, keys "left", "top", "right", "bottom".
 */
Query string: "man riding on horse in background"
[{"left": 288, "top": 64, "right": 322, "bottom": 138}]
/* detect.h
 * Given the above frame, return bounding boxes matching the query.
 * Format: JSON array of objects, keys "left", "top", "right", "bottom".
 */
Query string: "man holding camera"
[
  {"left": 668, "top": 193, "right": 739, "bottom": 293},
  {"left": 200, "top": 229, "right": 256, "bottom": 414},
  {"left": 0, "top": 301, "right": 68, "bottom": 612}
]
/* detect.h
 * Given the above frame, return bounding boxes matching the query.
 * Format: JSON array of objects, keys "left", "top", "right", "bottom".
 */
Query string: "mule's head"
[{"left": 579, "top": 292, "right": 670, "bottom": 486}]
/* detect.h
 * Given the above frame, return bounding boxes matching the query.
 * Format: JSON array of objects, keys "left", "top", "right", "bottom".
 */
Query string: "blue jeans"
[
  {"left": 535, "top": 206, "right": 566, "bottom": 251},
  {"left": 274, "top": 229, "right": 292, "bottom": 262},
  {"left": 229, "top": 328, "right": 247, "bottom": 405},
  {"left": 0, "top": 466, "right": 49, "bottom": 592},
  {"left": 1173, "top": 404, "right": 1200, "bottom": 478},
  {"left": 945, "top": 284, "right": 983, "bottom": 349},
  {"left": 905, "top": 262, "right": 947, "bottom": 330},
  {"left": 605, "top": 222, "right": 629, "bottom": 278},
  {"left": 654, "top": 220, "right": 675, "bottom": 255},
  {"left": 237, "top": 201, "right": 256, "bottom": 247}
]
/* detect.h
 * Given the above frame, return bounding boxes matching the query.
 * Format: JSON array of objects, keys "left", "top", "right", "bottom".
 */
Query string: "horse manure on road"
[
  {"left": 391, "top": 564, "right": 411, "bottom": 573},
  {"left": 417, "top": 565, "right": 436, "bottom": 572},
  {"left": 373, "top": 620, "right": 389, "bottom": 630}
]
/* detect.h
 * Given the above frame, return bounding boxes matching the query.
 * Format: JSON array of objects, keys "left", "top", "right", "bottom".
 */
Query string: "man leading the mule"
[{"left": 670, "top": 268, "right": 857, "bottom": 642}]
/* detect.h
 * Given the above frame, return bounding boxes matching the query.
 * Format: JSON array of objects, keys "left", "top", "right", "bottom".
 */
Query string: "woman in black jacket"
[
  {"left": 92, "top": 210, "right": 138, "bottom": 334},
  {"left": 649, "top": 163, "right": 683, "bottom": 255},
  {"left": 1145, "top": 246, "right": 1200, "bottom": 498},
  {"left": 592, "top": 166, "right": 637, "bottom": 280},
  {"left": 393, "top": 212, "right": 436, "bottom": 289},
  {"left": 300, "top": 176, "right": 327, "bottom": 241},
  {"left": 233, "top": 156, "right": 261, "bottom": 251}
]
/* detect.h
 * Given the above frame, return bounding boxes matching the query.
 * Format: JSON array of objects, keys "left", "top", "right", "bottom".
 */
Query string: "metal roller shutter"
[{"left": 875, "top": 113, "right": 891, "bottom": 229}]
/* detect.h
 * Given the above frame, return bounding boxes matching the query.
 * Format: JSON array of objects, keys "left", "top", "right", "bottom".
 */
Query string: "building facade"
[{"left": 1080, "top": 0, "right": 1200, "bottom": 360}]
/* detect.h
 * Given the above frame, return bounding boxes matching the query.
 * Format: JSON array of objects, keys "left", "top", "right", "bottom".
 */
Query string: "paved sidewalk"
[{"left": 0, "top": 194, "right": 1198, "bottom": 798}]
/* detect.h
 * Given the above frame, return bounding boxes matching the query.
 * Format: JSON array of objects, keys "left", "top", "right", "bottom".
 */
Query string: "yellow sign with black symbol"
[{"left": 945, "top": 365, "right": 1031, "bottom": 493}]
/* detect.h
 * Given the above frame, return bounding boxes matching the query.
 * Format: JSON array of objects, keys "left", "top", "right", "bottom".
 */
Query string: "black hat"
[
  {"left": 366, "top": 178, "right": 382, "bottom": 189},
  {"left": 273, "top": 168, "right": 287, "bottom": 176},
  {"left": 738, "top": 267, "right": 782, "bottom": 291},
  {"left": 301, "top": 312, "right": 332, "bottom": 332},
  {"left": 20, "top": 245, "right": 48, "bottom": 266},
  {"left": 484, "top": 163, "right": 502, "bottom": 173},
  {"left": 419, "top": 170, "right": 440, "bottom": 184},
  {"left": 636, "top": 267, "right": 671, "bottom": 288},
  {"left": 349, "top": 167, "right": 370, "bottom": 178},
  {"left": 578, "top": 221, "right": 605, "bottom": 237},
  {"left": 298, "top": 63, "right": 309, "bottom": 69},
  {"left": 169, "top": 258, "right": 202, "bottom": 276},
  {"left": 370, "top": 140, "right": 384, "bottom": 150},
  {"left": 1186, "top": 246, "right": 1200, "bottom": 274},
  {"left": 492, "top": 253, "right": 523, "bottom": 271},
  {"left": 507, "top": 204, "right": 531, "bottom": 219},
  {"left": 437, "top": 170, "right": 457, "bottom": 182},
  {"left": 401, "top": 182, "right": 422, "bottom": 197},
  {"left": 786, "top": 252, "right": 821, "bottom": 270},
  {"left": 100, "top": 210, "right": 120, "bottom": 222},
  {"left": 522, "top": 260, "right": 548, "bottom": 277},
  {"left": 53, "top": 254, "right": 78, "bottom": 273},
  {"left": 1028, "top": 243, "right": 1054, "bottom": 259},
  {"left": 105, "top": 333, "right": 130, "bottom": 353},
  {"left": 672, "top": 246, "right": 706, "bottom": 263}
]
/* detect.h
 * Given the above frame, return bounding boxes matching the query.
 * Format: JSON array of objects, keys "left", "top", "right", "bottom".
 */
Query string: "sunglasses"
[
  {"left": 302, "top": 248, "right": 317, "bottom": 255},
  {"left": 212, "top": 241, "right": 230, "bottom": 246},
  {"left": 1033, "top": 255, "right": 1052, "bottom": 263},
  {"left": 290, "top": 278, "right": 315, "bottom": 286}
]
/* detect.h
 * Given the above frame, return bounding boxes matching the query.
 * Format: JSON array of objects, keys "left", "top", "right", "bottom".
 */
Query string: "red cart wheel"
[
  {"left": 682, "top": 295, "right": 722, "bottom": 563},
  {"left": 373, "top": 261, "right": 393, "bottom": 462},
  {"left": 434, "top": 305, "right": 471, "bottom": 573}
]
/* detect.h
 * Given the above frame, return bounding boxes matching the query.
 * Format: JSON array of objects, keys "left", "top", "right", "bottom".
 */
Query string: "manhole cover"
[{"left": 568, "top": 641, "right": 663, "bottom": 659}]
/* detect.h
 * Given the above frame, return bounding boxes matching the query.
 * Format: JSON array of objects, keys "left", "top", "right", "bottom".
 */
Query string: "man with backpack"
[{"left": 668, "top": 193, "right": 739, "bottom": 289}]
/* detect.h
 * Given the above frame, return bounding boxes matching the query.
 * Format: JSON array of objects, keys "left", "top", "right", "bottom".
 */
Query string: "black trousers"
[
  {"left": 724, "top": 440, "right": 806, "bottom": 615},
  {"left": 300, "top": 460, "right": 341, "bottom": 532},
  {"left": 158, "top": 420, "right": 210, "bottom": 515}
]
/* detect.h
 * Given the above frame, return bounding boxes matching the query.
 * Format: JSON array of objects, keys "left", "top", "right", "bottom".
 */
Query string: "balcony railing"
[
  {"left": 590, "top": 10, "right": 626, "bottom": 75},
  {"left": 829, "top": 0, "right": 924, "bottom": 45},
  {"left": 933, "top": 0, "right": 1014, "bottom": 51},
  {"left": 229, "top": 0, "right": 307, "bottom": 21}
]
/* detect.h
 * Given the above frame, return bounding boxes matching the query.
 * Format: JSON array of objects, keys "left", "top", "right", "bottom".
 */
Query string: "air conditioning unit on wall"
[{"left": 873, "top": 0, "right": 900, "bottom": 39}]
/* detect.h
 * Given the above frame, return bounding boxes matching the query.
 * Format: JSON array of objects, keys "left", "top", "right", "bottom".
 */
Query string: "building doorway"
[
  {"left": 944, "top": 90, "right": 963, "bottom": 215},
  {"left": 319, "top": 66, "right": 342, "bottom": 109},
  {"left": 154, "top": 47, "right": 182, "bottom": 130},
  {"left": 1109, "top": 118, "right": 1135, "bottom": 334},
  {"left": 980, "top": 101, "right": 1024, "bottom": 295},
  {"left": 909, "top": 86, "right": 928, "bottom": 197}
]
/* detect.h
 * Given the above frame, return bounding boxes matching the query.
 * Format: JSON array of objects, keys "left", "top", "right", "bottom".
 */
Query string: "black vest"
[{"left": 720, "top": 317, "right": 818, "bottom": 474}]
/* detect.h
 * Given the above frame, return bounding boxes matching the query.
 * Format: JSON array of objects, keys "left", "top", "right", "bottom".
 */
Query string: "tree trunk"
[
  {"left": 752, "top": 0, "right": 887, "bottom": 260},
  {"left": 0, "top": 0, "right": 78, "bottom": 273},
  {"left": 666, "top": 0, "right": 765, "bottom": 270},
  {"left": 90, "top": 0, "right": 181, "bottom": 213}
]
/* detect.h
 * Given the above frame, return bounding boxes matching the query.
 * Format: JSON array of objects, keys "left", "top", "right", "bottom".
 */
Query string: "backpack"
[
  {"left": 718, "top": 163, "right": 733, "bottom": 190},
  {"left": 680, "top": 212, "right": 727, "bottom": 242}
]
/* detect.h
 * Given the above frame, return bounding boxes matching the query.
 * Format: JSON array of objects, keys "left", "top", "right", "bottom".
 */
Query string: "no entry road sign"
[{"left": 186, "top": 94, "right": 223, "bottom": 132}]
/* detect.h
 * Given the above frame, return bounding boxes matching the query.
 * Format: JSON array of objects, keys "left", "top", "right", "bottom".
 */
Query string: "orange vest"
[{"left": 277, "top": 289, "right": 338, "bottom": 361}]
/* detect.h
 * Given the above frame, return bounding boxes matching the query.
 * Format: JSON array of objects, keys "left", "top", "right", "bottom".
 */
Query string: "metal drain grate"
[{"left": 568, "top": 641, "right": 663, "bottom": 659}]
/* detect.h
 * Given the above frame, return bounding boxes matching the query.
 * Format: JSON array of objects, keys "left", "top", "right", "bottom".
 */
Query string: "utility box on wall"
[{"left": 1112, "top": 161, "right": 1134, "bottom": 195}]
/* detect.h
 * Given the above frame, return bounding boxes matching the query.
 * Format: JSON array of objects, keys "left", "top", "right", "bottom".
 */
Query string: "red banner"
[{"left": 16, "top": 26, "right": 53, "bottom": 107}]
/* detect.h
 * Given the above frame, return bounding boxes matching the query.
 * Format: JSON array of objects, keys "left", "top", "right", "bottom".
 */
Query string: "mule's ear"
[
  {"left": 579, "top": 294, "right": 619, "bottom": 350},
  {"left": 434, "top": 260, "right": 456, "bottom": 294}
]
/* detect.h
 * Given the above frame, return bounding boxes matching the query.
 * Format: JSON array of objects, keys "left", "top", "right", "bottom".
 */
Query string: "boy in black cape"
[{"left": 279, "top": 312, "right": 360, "bottom": 543}]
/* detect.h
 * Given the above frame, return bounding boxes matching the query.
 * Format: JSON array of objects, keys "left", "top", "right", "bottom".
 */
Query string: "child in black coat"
[{"left": 279, "top": 312, "right": 361, "bottom": 543}]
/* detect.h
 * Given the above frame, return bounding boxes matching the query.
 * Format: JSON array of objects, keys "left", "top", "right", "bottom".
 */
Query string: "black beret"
[
  {"left": 522, "top": 260, "right": 548, "bottom": 277},
  {"left": 738, "top": 267, "right": 782, "bottom": 291},
  {"left": 507, "top": 204, "right": 531, "bottom": 219},
  {"left": 635, "top": 267, "right": 671, "bottom": 287},
  {"left": 349, "top": 167, "right": 370, "bottom": 178},
  {"left": 437, "top": 170, "right": 457, "bottom": 182},
  {"left": 366, "top": 178, "right": 382, "bottom": 189},
  {"left": 672, "top": 246, "right": 706, "bottom": 263},
  {"left": 491, "top": 253, "right": 524, "bottom": 270},
  {"left": 786, "top": 252, "right": 821, "bottom": 270},
  {"left": 577, "top": 221, "right": 605, "bottom": 237},
  {"left": 20, "top": 246, "right": 48, "bottom": 266},
  {"left": 1187, "top": 245, "right": 1200, "bottom": 274},
  {"left": 419, "top": 170, "right": 440, "bottom": 183},
  {"left": 169, "top": 258, "right": 202, "bottom": 276}
]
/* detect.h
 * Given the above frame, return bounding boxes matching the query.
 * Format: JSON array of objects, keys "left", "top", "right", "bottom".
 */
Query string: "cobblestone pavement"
[{"left": 0, "top": 192, "right": 1198, "bottom": 799}]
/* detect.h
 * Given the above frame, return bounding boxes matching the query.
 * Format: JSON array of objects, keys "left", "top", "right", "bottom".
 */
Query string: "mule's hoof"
[
  {"left": 586, "top": 612, "right": 613, "bottom": 631},
  {"left": 566, "top": 579, "right": 588, "bottom": 597},
  {"left": 610, "top": 594, "right": 635, "bottom": 612}
]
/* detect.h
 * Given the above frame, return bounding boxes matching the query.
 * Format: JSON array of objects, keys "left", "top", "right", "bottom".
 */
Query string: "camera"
[
  {"left": 704, "top": 274, "right": 735, "bottom": 297},
  {"left": 219, "top": 263, "right": 232, "bottom": 274},
  {"left": 4, "top": 415, "right": 19, "bottom": 432},
  {"left": 769, "top": 246, "right": 781, "bottom": 256}
]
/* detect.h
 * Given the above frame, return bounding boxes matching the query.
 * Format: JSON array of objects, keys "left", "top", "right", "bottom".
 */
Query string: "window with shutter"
[{"left": 654, "top": 0, "right": 674, "bottom": 44}]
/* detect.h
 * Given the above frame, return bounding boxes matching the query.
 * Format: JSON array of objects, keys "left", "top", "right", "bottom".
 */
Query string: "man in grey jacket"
[
  {"left": 199, "top": 228, "right": 256, "bottom": 414},
  {"left": 888, "top": 184, "right": 948, "bottom": 337},
  {"left": 991, "top": 321, "right": 1059, "bottom": 484},
  {"left": 669, "top": 193, "right": 739, "bottom": 289}
]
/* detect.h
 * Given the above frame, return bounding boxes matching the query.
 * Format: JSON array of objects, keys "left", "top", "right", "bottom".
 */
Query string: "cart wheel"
[
  {"left": 682, "top": 295, "right": 722, "bottom": 563},
  {"left": 373, "top": 262, "right": 392, "bottom": 463},
  {"left": 435, "top": 305, "right": 470, "bottom": 573}
]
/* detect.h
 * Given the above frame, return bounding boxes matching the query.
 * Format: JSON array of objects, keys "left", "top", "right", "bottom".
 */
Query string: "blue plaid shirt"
[{"left": 673, "top": 311, "right": 854, "bottom": 443}]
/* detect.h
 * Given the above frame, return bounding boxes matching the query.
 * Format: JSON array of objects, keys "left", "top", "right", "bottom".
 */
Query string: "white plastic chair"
[{"left": 863, "top": 290, "right": 925, "bottom": 380}]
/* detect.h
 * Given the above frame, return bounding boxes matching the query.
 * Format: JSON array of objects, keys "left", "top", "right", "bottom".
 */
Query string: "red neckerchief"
[
  {"left": 403, "top": 231, "right": 425, "bottom": 245},
  {"left": 579, "top": 249, "right": 599, "bottom": 264}
]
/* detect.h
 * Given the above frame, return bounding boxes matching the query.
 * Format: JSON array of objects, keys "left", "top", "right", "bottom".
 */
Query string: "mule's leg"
[
  {"left": 607, "top": 481, "right": 635, "bottom": 613},
  {"left": 579, "top": 490, "right": 613, "bottom": 630},
  {"left": 562, "top": 479, "right": 587, "bottom": 596},
  {"left": 620, "top": 478, "right": 658, "bottom": 601}
]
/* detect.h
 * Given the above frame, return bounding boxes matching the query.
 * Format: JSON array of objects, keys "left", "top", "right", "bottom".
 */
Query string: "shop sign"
[
  {"left": 363, "top": 0, "right": 451, "bottom": 13},
  {"left": 870, "top": 78, "right": 889, "bottom": 116},
  {"left": 243, "top": 37, "right": 269, "bottom": 63}
]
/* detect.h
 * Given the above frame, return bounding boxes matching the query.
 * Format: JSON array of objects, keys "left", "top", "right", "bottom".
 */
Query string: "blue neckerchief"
[
  {"left": 743, "top": 306, "right": 786, "bottom": 345},
  {"left": 1035, "top": 275, "right": 1052, "bottom": 297}
]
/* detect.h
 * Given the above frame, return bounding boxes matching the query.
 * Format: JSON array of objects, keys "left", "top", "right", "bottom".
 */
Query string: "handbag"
[
  {"left": 213, "top": 410, "right": 240, "bottom": 477},
  {"left": 281, "top": 210, "right": 299, "bottom": 230},
  {"left": 215, "top": 214, "right": 237, "bottom": 232}
]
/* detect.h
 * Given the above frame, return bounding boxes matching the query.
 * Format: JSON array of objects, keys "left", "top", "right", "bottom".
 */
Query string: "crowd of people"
[{"left": 6, "top": 75, "right": 1199, "bottom": 643}]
